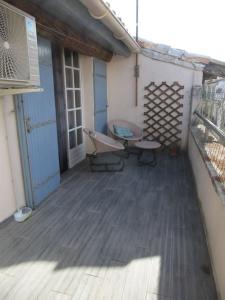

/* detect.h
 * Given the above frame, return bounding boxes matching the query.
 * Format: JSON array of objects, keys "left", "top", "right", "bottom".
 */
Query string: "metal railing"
[
  {"left": 201, "top": 90, "right": 225, "bottom": 132},
  {"left": 192, "top": 90, "right": 225, "bottom": 189}
]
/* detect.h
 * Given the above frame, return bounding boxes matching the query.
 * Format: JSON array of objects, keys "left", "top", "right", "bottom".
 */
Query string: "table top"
[{"left": 135, "top": 140, "right": 161, "bottom": 150}]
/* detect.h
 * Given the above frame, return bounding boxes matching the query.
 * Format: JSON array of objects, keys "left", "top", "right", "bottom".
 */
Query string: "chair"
[
  {"left": 83, "top": 128, "right": 125, "bottom": 172},
  {"left": 108, "top": 119, "right": 143, "bottom": 145},
  {"left": 108, "top": 119, "right": 143, "bottom": 156}
]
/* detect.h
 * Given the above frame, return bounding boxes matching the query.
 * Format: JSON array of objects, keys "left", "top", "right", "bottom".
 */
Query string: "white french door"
[{"left": 63, "top": 49, "right": 85, "bottom": 168}]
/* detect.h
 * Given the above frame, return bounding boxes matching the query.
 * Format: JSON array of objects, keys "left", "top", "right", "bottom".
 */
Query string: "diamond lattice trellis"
[{"left": 144, "top": 81, "right": 184, "bottom": 147}]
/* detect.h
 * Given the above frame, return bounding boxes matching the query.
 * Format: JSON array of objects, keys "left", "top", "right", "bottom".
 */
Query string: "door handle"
[{"left": 25, "top": 117, "right": 32, "bottom": 134}]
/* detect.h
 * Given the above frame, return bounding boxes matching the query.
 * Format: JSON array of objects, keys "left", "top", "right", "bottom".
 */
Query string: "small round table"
[{"left": 134, "top": 140, "right": 161, "bottom": 166}]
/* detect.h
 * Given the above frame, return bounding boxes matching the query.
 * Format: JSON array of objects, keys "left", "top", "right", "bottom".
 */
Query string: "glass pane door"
[{"left": 63, "top": 49, "right": 84, "bottom": 167}]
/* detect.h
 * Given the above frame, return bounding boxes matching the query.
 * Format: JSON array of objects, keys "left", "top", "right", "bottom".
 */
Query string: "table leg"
[{"left": 138, "top": 149, "right": 157, "bottom": 167}]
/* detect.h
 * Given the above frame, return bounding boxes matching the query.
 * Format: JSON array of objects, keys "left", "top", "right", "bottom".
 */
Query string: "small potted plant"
[{"left": 168, "top": 142, "right": 180, "bottom": 157}]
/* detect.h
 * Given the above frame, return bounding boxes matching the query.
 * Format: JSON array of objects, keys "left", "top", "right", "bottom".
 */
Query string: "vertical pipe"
[
  {"left": 136, "top": 0, "right": 139, "bottom": 41},
  {"left": 135, "top": 0, "right": 139, "bottom": 107},
  {"left": 2, "top": 96, "right": 26, "bottom": 211}
]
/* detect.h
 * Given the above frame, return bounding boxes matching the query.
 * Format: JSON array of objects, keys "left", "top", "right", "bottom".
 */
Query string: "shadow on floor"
[{"left": 0, "top": 153, "right": 218, "bottom": 300}]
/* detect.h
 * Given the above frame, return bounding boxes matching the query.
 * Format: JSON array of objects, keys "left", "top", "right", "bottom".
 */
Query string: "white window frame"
[{"left": 63, "top": 49, "right": 85, "bottom": 168}]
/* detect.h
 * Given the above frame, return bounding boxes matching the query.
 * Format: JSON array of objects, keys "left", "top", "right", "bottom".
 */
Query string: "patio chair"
[
  {"left": 108, "top": 119, "right": 143, "bottom": 156},
  {"left": 83, "top": 128, "right": 125, "bottom": 172}
]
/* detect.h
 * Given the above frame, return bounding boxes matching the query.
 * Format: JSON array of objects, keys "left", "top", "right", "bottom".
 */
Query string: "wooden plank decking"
[{"left": 0, "top": 153, "right": 217, "bottom": 300}]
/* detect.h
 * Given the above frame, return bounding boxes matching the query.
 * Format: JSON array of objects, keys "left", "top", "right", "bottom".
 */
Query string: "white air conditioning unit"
[{"left": 0, "top": 0, "right": 40, "bottom": 88}]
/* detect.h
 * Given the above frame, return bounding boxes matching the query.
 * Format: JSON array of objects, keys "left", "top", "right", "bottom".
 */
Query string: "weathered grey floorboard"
[{"left": 0, "top": 153, "right": 218, "bottom": 300}]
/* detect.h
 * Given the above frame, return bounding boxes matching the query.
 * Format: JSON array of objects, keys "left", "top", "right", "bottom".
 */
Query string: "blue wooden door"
[
  {"left": 93, "top": 59, "right": 108, "bottom": 133},
  {"left": 22, "top": 37, "right": 60, "bottom": 206}
]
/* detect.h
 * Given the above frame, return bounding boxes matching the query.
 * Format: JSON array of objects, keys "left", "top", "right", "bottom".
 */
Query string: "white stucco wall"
[
  {"left": 188, "top": 134, "right": 225, "bottom": 300},
  {"left": 79, "top": 53, "right": 202, "bottom": 153},
  {"left": 0, "top": 96, "right": 25, "bottom": 222},
  {"left": 107, "top": 53, "right": 202, "bottom": 149}
]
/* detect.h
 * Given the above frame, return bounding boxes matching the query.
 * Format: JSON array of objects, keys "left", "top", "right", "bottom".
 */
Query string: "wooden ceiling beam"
[{"left": 4, "top": 0, "right": 113, "bottom": 62}]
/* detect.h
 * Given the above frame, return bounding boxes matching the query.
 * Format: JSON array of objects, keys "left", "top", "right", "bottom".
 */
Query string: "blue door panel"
[
  {"left": 94, "top": 59, "right": 106, "bottom": 76},
  {"left": 94, "top": 59, "right": 107, "bottom": 134},
  {"left": 95, "top": 111, "right": 107, "bottom": 133},
  {"left": 25, "top": 123, "right": 60, "bottom": 205},
  {"left": 94, "top": 76, "right": 107, "bottom": 112},
  {"left": 22, "top": 37, "right": 60, "bottom": 207},
  {"left": 23, "top": 65, "right": 56, "bottom": 123},
  {"left": 34, "top": 175, "right": 59, "bottom": 206}
]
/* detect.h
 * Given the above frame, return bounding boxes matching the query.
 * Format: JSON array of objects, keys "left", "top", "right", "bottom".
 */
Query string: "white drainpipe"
[
  {"left": 80, "top": 0, "right": 140, "bottom": 53},
  {"left": 2, "top": 96, "right": 25, "bottom": 211}
]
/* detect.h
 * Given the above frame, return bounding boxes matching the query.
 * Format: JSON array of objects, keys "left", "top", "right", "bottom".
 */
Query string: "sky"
[{"left": 107, "top": 0, "right": 225, "bottom": 62}]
